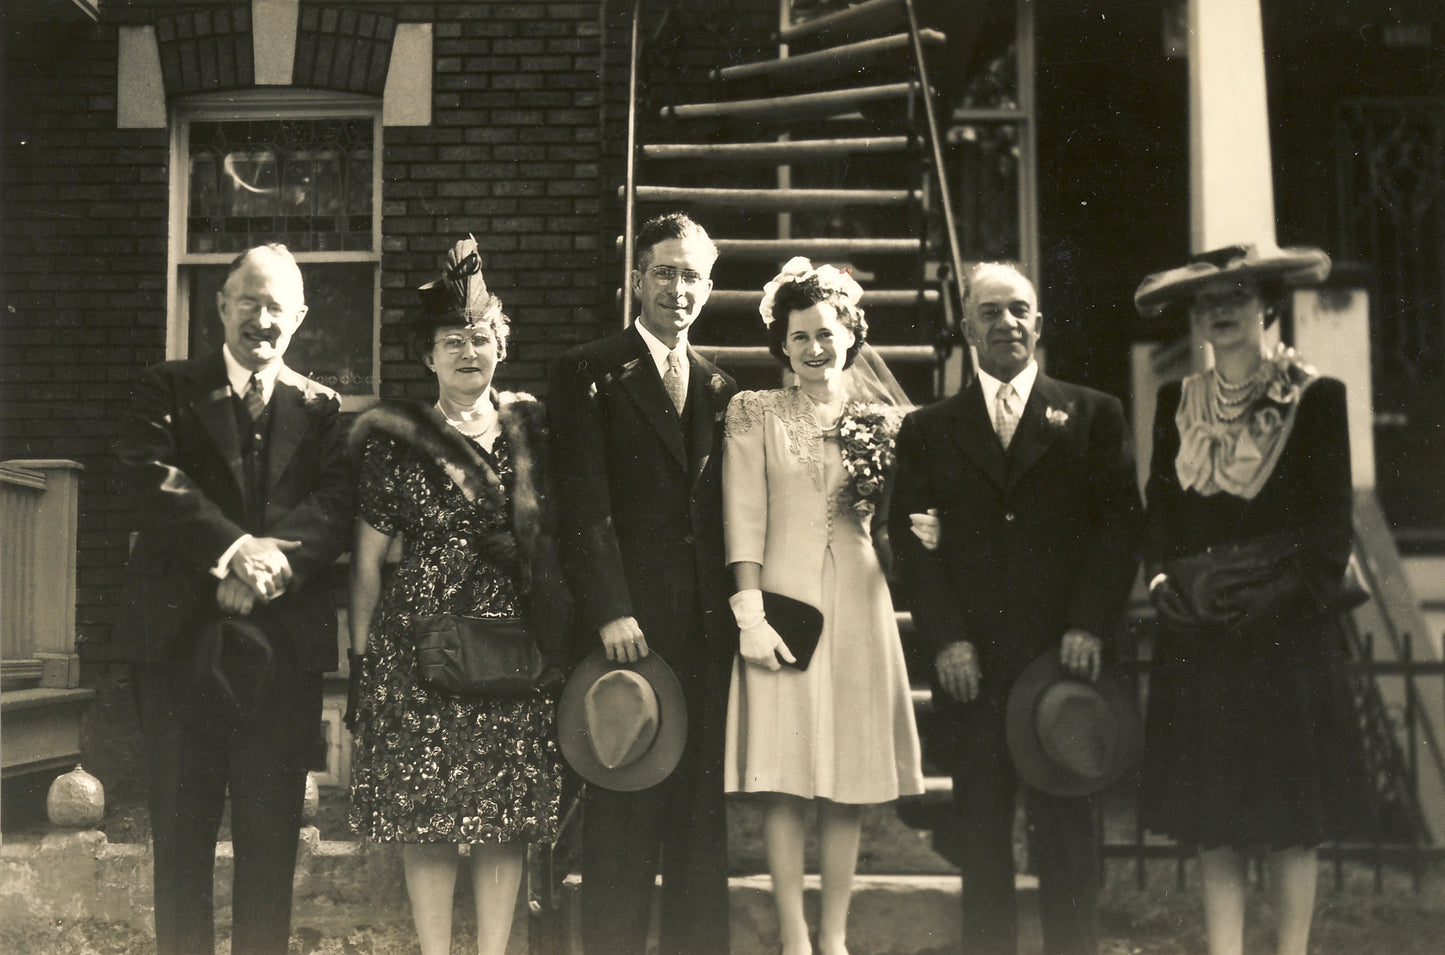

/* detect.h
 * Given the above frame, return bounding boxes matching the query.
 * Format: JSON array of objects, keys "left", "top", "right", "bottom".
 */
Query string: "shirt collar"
[
  {"left": 977, "top": 360, "right": 1038, "bottom": 410},
  {"left": 222, "top": 345, "right": 281, "bottom": 404},
  {"left": 634, "top": 321, "right": 689, "bottom": 379}
]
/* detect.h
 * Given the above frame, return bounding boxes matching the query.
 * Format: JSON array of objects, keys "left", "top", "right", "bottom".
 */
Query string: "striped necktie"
[{"left": 243, "top": 373, "right": 267, "bottom": 420}]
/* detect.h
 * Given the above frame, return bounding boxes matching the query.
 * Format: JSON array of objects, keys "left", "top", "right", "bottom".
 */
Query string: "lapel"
[
  {"left": 685, "top": 348, "right": 722, "bottom": 486},
  {"left": 267, "top": 365, "right": 313, "bottom": 493},
  {"left": 614, "top": 326, "right": 689, "bottom": 472},
  {"left": 187, "top": 351, "right": 246, "bottom": 495},
  {"left": 948, "top": 381, "right": 1008, "bottom": 490},
  {"left": 1005, "top": 373, "right": 1069, "bottom": 491}
]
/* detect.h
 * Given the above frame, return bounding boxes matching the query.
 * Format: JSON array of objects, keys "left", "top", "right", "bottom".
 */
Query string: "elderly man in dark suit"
[
  {"left": 889, "top": 262, "right": 1142, "bottom": 955},
  {"left": 549, "top": 212, "right": 737, "bottom": 955},
  {"left": 115, "top": 243, "right": 352, "bottom": 955}
]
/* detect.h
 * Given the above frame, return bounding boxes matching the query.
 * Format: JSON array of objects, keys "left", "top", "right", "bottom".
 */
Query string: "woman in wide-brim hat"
[
  {"left": 1134, "top": 244, "right": 1372, "bottom": 955},
  {"left": 345, "top": 237, "right": 571, "bottom": 955}
]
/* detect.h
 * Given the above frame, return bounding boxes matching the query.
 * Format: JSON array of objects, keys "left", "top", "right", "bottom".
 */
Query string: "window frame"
[{"left": 168, "top": 90, "right": 383, "bottom": 410}]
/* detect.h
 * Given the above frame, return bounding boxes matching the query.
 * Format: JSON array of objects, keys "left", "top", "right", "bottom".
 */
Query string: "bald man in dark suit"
[{"left": 890, "top": 263, "right": 1142, "bottom": 955}]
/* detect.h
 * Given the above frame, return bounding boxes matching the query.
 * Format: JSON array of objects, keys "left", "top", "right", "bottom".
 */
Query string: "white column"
[
  {"left": 1189, "top": 0, "right": 1276, "bottom": 253},
  {"left": 1293, "top": 286, "right": 1375, "bottom": 490}
]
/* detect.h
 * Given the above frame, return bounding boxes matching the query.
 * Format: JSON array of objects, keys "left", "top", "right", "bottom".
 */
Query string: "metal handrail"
[
  {"left": 619, "top": 0, "right": 644, "bottom": 327},
  {"left": 902, "top": 0, "right": 968, "bottom": 330}
]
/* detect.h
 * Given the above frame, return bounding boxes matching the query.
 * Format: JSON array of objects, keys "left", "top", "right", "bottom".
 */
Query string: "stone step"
[
  {"left": 551, "top": 871, "right": 1041, "bottom": 955},
  {"left": 1, "top": 830, "right": 1041, "bottom": 955}
]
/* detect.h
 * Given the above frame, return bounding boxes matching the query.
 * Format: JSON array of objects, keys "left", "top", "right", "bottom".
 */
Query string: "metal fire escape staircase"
[{"left": 618, "top": 0, "right": 968, "bottom": 399}]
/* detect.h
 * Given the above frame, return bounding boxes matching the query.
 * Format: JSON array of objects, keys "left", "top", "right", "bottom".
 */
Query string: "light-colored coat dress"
[{"left": 722, "top": 387, "right": 923, "bottom": 803}]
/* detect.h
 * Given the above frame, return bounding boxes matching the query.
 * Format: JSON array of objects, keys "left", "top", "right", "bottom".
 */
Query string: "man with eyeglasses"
[
  {"left": 549, "top": 212, "right": 737, "bottom": 955},
  {"left": 115, "top": 243, "right": 353, "bottom": 955},
  {"left": 888, "top": 262, "right": 1142, "bottom": 955}
]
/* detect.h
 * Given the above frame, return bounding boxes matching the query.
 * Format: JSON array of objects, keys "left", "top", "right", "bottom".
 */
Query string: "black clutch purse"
[
  {"left": 1165, "top": 530, "right": 1370, "bottom": 627},
  {"left": 1165, "top": 534, "right": 1303, "bottom": 625},
  {"left": 762, "top": 592, "right": 825, "bottom": 670},
  {"left": 414, "top": 613, "right": 545, "bottom": 697}
]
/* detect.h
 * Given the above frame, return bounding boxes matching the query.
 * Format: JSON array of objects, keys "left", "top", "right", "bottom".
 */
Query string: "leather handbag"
[
  {"left": 414, "top": 613, "right": 544, "bottom": 697},
  {"left": 1166, "top": 531, "right": 1370, "bottom": 626},
  {"left": 1166, "top": 533, "right": 1304, "bottom": 625}
]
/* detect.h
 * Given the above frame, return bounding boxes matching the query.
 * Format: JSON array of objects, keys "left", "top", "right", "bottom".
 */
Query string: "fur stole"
[{"left": 348, "top": 395, "right": 572, "bottom": 661}]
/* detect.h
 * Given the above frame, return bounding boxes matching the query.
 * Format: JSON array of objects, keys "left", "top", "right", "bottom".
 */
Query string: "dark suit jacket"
[
  {"left": 889, "top": 373, "right": 1143, "bottom": 690},
  {"left": 114, "top": 352, "right": 353, "bottom": 672},
  {"left": 548, "top": 325, "right": 738, "bottom": 671}
]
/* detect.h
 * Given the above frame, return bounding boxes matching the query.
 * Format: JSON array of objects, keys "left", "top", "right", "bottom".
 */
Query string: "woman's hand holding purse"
[
  {"left": 730, "top": 589, "right": 796, "bottom": 671},
  {"left": 1149, "top": 572, "right": 1215, "bottom": 636}
]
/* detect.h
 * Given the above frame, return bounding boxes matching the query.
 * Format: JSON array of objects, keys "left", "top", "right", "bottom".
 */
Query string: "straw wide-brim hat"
[
  {"left": 557, "top": 647, "right": 688, "bottom": 792},
  {"left": 1005, "top": 653, "right": 1143, "bottom": 798},
  {"left": 1133, "top": 243, "right": 1331, "bottom": 318}
]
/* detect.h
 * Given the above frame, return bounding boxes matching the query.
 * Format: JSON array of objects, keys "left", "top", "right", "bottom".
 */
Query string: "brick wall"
[
  {"left": 379, "top": 1, "right": 609, "bottom": 402},
  {"left": 1, "top": 1, "right": 608, "bottom": 664},
  {"left": 0, "top": 13, "right": 171, "bottom": 666},
  {"left": 0, "top": 0, "right": 616, "bottom": 797}
]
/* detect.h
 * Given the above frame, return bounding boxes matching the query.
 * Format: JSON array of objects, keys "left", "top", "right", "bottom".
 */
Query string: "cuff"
[
  {"left": 210, "top": 534, "right": 252, "bottom": 579},
  {"left": 729, "top": 589, "right": 765, "bottom": 629}
]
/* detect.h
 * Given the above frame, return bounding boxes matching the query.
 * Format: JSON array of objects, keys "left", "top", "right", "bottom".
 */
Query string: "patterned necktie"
[
  {"left": 663, "top": 351, "right": 685, "bottom": 414},
  {"left": 243, "top": 373, "right": 266, "bottom": 420},
  {"left": 995, "top": 381, "right": 1019, "bottom": 450}
]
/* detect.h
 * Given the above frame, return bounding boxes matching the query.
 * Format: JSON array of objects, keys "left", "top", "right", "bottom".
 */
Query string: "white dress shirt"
[
  {"left": 212, "top": 347, "right": 285, "bottom": 578},
  {"left": 976, "top": 360, "right": 1039, "bottom": 440},
  {"left": 635, "top": 321, "right": 690, "bottom": 398},
  {"left": 222, "top": 345, "right": 281, "bottom": 407}
]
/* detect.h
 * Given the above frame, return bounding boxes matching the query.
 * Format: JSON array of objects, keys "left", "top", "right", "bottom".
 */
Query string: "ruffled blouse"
[{"left": 1175, "top": 348, "right": 1319, "bottom": 500}]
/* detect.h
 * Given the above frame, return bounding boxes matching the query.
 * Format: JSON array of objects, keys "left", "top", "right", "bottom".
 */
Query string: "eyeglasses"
[
  {"left": 228, "top": 296, "right": 295, "bottom": 321},
  {"left": 436, "top": 332, "right": 494, "bottom": 354},
  {"left": 646, "top": 265, "right": 708, "bottom": 288}
]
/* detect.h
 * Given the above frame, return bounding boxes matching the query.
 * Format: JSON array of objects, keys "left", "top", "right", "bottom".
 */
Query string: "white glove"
[{"left": 729, "top": 590, "right": 795, "bottom": 670}]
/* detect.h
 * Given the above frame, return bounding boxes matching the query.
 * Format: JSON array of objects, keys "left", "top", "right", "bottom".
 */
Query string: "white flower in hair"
[{"left": 759, "top": 255, "right": 864, "bottom": 326}]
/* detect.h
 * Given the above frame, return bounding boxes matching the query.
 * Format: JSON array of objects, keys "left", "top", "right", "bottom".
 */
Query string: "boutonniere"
[
  {"left": 1044, "top": 406, "right": 1070, "bottom": 429},
  {"left": 709, "top": 373, "right": 727, "bottom": 396}
]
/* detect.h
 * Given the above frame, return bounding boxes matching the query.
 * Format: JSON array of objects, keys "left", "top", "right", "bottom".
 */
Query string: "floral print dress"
[{"left": 348, "top": 432, "right": 561, "bottom": 844}]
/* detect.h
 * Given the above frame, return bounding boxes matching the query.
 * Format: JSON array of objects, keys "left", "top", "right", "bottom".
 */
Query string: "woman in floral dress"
[
  {"left": 723, "top": 258, "right": 923, "bottom": 955},
  {"left": 346, "top": 239, "right": 568, "bottom": 955}
]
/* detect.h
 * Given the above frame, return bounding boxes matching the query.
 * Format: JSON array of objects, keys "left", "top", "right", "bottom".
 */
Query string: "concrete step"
[
  {"left": 1, "top": 830, "right": 1044, "bottom": 955},
  {"left": 551, "top": 871, "right": 1039, "bottom": 955}
]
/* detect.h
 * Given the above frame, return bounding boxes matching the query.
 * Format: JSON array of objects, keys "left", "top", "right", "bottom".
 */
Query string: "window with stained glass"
[
  {"left": 175, "top": 106, "right": 380, "bottom": 405},
  {"left": 186, "top": 118, "right": 374, "bottom": 254}
]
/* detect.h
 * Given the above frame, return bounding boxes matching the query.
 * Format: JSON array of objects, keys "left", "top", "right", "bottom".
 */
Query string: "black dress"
[
  {"left": 348, "top": 430, "right": 561, "bottom": 845},
  {"left": 1140, "top": 374, "right": 1372, "bottom": 849}
]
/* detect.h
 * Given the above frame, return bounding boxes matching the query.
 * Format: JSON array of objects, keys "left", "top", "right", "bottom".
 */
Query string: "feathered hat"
[{"left": 417, "top": 235, "right": 506, "bottom": 330}]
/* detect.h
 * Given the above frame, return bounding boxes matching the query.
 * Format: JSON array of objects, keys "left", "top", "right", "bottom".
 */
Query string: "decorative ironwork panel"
[
  {"left": 187, "top": 118, "right": 375, "bottom": 255},
  {"left": 1337, "top": 99, "right": 1445, "bottom": 542},
  {"left": 946, "top": 121, "right": 1021, "bottom": 264},
  {"left": 957, "top": 44, "right": 1019, "bottom": 111}
]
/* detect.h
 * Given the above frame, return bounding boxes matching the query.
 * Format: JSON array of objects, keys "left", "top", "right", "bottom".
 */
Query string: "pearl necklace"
[
  {"left": 437, "top": 400, "right": 499, "bottom": 442},
  {"left": 1209, "top": 367, "right": 1265, "bottom": 423}
]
